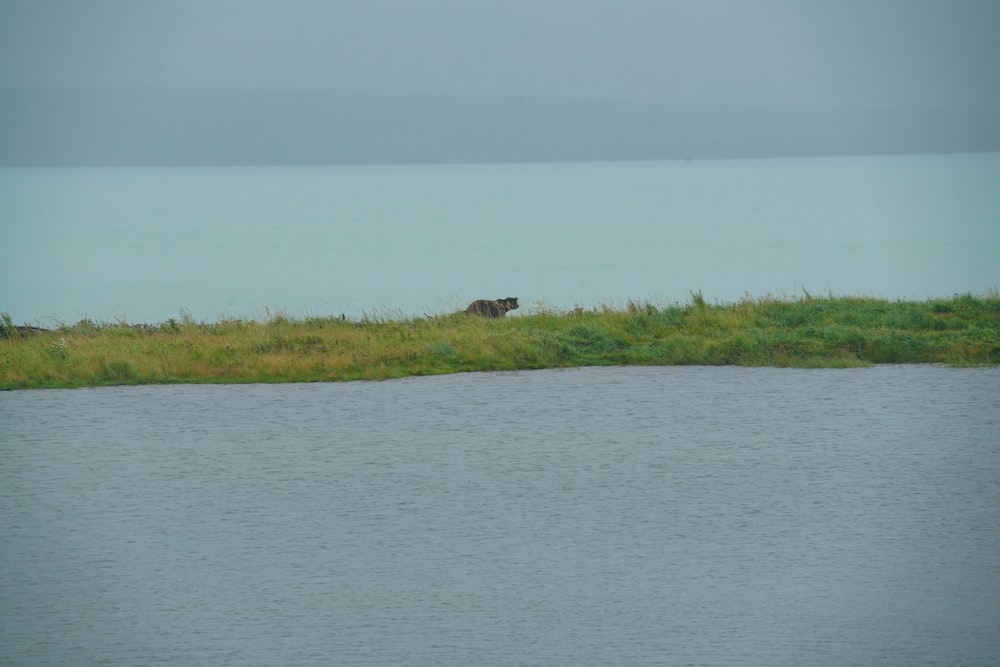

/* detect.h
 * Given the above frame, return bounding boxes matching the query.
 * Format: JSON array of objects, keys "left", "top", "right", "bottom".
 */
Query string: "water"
[
  {"left": 2, "top": 365, "right": 998, "bottom": 665},
  {"left": 2, "top": 154, "right": 998, "bottom": 325}
]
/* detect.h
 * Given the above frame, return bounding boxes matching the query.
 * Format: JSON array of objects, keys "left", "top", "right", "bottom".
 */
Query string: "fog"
[{"left": 2, "top": 0, "right": 998, "bottom": 164}]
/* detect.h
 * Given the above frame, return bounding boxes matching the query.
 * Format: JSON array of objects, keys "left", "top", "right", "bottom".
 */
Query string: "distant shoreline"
[
  {"left": 4, "top": 90, "right": 999, "bottom": 167},
  {"left": 3, "top": 149, "right": 999, "bottom": 170},
  {"left": 3, "top": 294, "right": 998, "bottom": 390}
]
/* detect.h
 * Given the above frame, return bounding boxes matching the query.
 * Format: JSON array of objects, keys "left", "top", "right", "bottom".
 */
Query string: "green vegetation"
[{"left": 2, "top": 293, "right": 998, "bottom": 390}]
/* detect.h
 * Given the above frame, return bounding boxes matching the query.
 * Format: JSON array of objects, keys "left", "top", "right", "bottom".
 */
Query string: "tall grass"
[{"left": 2, "top": 292, "right": 998, "bottom": 389}]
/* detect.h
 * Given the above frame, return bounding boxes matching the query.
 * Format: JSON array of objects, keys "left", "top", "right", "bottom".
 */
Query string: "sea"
[
  {"left": 1, "top": 153, "right": 998, "bottom": 325},
  {"left": 2, "top": 155, "right": 1000, "bottom": 665},
  {"left": 1, "top": 365, "right": 999, "bottom": 665}
]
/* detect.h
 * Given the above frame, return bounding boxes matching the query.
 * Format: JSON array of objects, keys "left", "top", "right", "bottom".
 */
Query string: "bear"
[{"left": 465, "top": 297, "right": 519, "bottom": 318}]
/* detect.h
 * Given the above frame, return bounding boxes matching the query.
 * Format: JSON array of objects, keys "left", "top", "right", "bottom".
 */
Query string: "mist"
[{"left": 2, "top": 0, "right": 998, "bottom": 165}]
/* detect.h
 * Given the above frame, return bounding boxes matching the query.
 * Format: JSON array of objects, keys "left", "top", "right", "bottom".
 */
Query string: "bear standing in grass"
[{"left": 465, "top": 297, "right": 519, "bottom": 318}]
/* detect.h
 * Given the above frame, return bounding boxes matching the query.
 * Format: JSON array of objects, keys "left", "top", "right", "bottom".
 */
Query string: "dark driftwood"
[{"left": 0, "top": 325, "right": 49, "bottom": 339}]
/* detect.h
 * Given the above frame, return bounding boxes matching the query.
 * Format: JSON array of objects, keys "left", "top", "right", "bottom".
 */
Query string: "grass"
[{"left": 2, "top": 292, "right": 999, "bottom": 390}]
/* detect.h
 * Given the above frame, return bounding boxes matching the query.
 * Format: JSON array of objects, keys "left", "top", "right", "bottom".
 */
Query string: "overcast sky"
[{"left": 2, "top": 0, "right": 998, "bottom": 163}]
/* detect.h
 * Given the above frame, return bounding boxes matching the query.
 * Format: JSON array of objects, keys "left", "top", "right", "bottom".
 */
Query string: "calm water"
[
  {"left": 2, "top": 365, "right": 999, "bottom": 665},
  {"left": 2, "top": 154, "right": 999, "bottom": 325}
]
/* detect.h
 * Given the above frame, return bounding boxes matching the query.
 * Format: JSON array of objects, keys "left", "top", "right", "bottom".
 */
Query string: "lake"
[
  {"left": 2, "top": 365, "right": 998, "bottom": 665},
  {"left": 1, "top": 153, "right": 998, "bottom": 325}
]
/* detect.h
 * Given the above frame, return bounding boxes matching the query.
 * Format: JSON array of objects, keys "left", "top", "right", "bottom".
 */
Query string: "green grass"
[{"left": 2, "top": 292, "right": 998, "bottom": 389}]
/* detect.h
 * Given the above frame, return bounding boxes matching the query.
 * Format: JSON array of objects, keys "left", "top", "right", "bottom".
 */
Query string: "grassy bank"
[{"left": 2, "top": 293, "right": 999, "bottom": 390}]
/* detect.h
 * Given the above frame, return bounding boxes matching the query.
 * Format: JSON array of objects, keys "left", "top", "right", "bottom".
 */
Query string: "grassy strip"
[{"left": 2, "top": 293, "right": 998, "bottom": 390}]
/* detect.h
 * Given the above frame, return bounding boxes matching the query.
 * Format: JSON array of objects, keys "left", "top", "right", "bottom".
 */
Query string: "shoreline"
[{"left": 2, "top": 294, "right": 998, "bottom": 390}]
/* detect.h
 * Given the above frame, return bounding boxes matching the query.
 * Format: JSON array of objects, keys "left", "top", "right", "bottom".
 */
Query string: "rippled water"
[{"left": 2, "top": 366, "right": 999, "bottom": 665}]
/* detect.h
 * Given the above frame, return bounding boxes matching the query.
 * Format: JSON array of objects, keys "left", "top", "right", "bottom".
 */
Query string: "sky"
[{"left": 2, "top": 0, "right": 999, "bottom": 163}]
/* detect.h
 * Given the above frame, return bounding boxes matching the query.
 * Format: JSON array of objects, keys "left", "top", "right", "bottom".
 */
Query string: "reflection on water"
[{"left": 2, "top": 365, "right": 999, "bottom": 665}]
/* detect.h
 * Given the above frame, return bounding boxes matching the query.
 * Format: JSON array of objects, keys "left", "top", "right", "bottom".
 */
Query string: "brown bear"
[{"left": 465, "top": 297, "right": 519, "bottom": 318}]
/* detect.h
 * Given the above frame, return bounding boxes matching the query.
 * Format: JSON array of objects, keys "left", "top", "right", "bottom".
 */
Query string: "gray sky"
[{"left": 2, "top": 0, "right": 998, "bottom": 163}]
